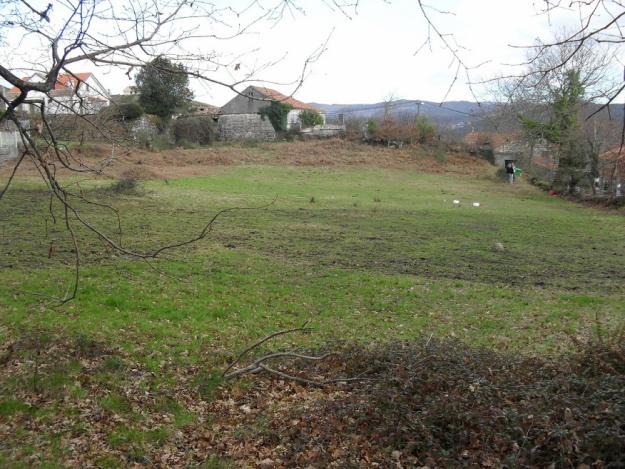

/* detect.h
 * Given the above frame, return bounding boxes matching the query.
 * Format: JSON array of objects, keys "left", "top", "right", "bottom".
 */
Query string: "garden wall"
[{"left": 218, "top": 114, "right": 276, "bottom": 141}]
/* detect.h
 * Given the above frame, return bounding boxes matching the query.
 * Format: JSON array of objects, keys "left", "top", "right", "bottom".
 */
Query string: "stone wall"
[
  {"left": 494, "top": 140, "right": 558, "bottom": 182},
  {"left": 300, "top": 124, "right": 345, "bottom": 139},
  {"left": 0, "top": 130, "right": 19, "bottom": 164},
  {"left": 43, "top": 114, "right": 161, "bottom": 145},
  {"left": 46, "top": 114, "right": 130, "bottom": 143},
  {"left": 130, "top": 115, "right": 159, "bottom": 136},
  {"left": 218, "top": 114, "right": 276, "bottom": 141}
]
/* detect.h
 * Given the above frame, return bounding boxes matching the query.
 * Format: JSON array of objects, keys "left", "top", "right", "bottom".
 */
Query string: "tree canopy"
[{"left": 135, "top": 57, "right": 193, "bottom": 119}]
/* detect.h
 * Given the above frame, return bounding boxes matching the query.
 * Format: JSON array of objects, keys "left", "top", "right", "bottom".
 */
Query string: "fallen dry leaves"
[{"left": 1, "top": 334, "right": 623, "bottom": 467}]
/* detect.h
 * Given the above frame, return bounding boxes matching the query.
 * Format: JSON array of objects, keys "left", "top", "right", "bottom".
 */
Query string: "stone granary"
[{"left": 218, "top": 86, "right": 325, "bottom": 141}]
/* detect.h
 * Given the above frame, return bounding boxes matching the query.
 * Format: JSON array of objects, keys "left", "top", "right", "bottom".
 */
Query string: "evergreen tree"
[{"left": 135, "top": 57, "right": 193, "bottom": 120}]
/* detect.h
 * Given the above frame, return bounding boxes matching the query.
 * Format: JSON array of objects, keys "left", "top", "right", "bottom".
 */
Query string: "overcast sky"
[
  {"left": 174, "top": 0, "right": 624, "bottom": 105},
  {"left": 2, "top": 0, "right": 624, "bottom": 106}
]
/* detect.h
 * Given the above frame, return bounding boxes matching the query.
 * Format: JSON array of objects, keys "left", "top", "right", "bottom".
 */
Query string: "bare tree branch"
[
  {"left": 223, "top": 322, "right": 371, "bottom": 387},
  {"left": 0, "top": 0, "right": 348, "bottom": 302}
]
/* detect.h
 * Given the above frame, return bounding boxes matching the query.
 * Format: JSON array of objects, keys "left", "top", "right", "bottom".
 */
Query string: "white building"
[{"left": 7, "top": 72, "right": 110, "bottom": 115}]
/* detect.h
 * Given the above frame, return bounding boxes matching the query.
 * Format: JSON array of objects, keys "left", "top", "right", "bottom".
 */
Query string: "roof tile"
[{"left": 252, "top": 86, "right": 319, "bottom": 112}]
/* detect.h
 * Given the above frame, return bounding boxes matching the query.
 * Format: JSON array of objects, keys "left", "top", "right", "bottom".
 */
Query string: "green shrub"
[
  {"left": 116, "top": 102, "right": 144, "bottom": 120},
  {"left": 298, "top": 109, "right": 324, "bottom": 128},
  {"left": 260, "top": 100, "right": 292, "bottom": 132},
  {"left": 134, "top": 129, "right": 154, "bottom": 150},
  {"left": 151, "top": 133, "right": 174, "bottom": 151},
  {"left": 415, "top": 115, "right": 436, "bottom": 144},
  {"left": 435, "top": 146, "right": 447, "bottom": 164},
  {"left": 134, "top": 128, "right": 173, "bottom": 151},
  {"left": 366, "top": 119, "right": 378, "bottom": 136},
  {"left": 106, "top": 174, "right": 142, "bottom": 195},
  {"left": 529, "top": 176, "right": 552, "bottom": 191},
  {"left": 177, "top": 139, "right": 200, "bottom": 149}
]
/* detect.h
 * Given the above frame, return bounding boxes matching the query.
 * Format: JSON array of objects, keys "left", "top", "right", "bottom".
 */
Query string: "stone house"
[
  {"left": 463, "top": 132, "right": 517, "bottom": 164},
  {"left": 7, "top": 72, "right": 110, "bottom": 115},
  {"left": 218, "top": 86, "right": 325, "bottom": 140}
]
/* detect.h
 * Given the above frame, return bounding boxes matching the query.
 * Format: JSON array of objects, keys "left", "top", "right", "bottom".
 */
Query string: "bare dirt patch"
[{"left": 0, "top": 140, "right": 491, "bottom": 180}]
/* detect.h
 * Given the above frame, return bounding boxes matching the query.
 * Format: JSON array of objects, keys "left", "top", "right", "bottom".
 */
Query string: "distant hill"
[
  {"left": 309, "top": 99, "right": 497, "bottom": 129},
  {"left": 309, "top": 99, "right": 625, "bottom": 132}
]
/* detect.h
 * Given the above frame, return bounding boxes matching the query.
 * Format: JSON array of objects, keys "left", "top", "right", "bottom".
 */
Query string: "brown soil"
[{"left": 0, "top": 139, "right": 492, "bottom": 180}]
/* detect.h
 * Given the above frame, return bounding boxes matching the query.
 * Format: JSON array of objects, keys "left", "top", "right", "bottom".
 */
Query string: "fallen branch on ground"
[{"left": 223, "top": 322, "right": 370, "bottom": 387}]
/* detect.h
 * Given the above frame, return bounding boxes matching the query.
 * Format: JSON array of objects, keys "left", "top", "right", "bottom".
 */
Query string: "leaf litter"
[{"left": 0, "top": 332, "right": 623, "bottom": 467}]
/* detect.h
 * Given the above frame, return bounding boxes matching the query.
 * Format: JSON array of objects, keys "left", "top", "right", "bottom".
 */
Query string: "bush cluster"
[
  {"left": 298, "top": 109, "right": 324, "bottom": 128},
  {"left": 172, "top": 116, "right": 215, "bottom": 146}
]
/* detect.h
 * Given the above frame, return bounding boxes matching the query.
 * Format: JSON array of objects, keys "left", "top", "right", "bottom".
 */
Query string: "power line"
[{"left": 318, "top": 99, "right": 492, "bottom": 118}]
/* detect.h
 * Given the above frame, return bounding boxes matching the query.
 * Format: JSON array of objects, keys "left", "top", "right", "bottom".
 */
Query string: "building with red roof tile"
[
  {"left": 219, "top": 85, "right": 324, "bottom": 130},
  {"left": 6, "top": 72, "right": 110, "bottom": 115}
]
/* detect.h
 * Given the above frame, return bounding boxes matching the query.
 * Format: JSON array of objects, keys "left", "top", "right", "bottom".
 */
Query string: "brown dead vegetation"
[
  {"left": 1, "top": 333, "right": 623, "bottom": 468},
  {"left": 0, "top": 139, "right": 491, "bottom": 180}
]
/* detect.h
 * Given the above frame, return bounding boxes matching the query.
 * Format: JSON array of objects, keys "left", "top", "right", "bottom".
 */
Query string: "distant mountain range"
[
  {"left": 309, "top": 99, "right": 625, "bottom": 131},
  {"left": 309, "top": 100, "right": 497, "bottom": 129}
]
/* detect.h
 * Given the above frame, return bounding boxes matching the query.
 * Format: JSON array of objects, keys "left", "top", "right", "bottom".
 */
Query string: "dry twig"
[{"left": 223, "top": 322, "right": 369, "bottom": 387}]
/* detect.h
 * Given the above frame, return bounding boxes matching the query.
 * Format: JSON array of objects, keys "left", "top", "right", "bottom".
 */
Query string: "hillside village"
[
  {"left": 1, "top": 66, "right": 624, "bottom": 198},
  {"left": 1, "top": 2, "right": 625, "bottom": 467}
]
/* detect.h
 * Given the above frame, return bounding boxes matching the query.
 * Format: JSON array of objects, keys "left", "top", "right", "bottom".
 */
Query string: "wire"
[{"left": 318, "top": 99, "right": 487, "bottom": 118}]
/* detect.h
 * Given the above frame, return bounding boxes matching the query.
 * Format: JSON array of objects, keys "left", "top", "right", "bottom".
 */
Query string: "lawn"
[{"left": 0, "top": 151, "right": 624, "bottom": 466}]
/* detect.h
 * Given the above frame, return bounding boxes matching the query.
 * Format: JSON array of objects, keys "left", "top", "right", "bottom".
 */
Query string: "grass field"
[{"left": 0, "top": 143, "right": 624, "bottom": 466}]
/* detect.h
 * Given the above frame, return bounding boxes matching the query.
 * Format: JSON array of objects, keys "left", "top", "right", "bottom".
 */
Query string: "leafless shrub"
[
  {"left": 106, "top": 174, "right": 141, "bottom": 195},
  {"left": 172, "top": 116, "right": 216, "bottom": 146}
]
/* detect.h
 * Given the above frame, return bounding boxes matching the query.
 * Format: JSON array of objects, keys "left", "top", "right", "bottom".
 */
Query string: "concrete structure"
[
  {"left": 463, "top": 132, "right": 517, "bottom": 164},
  {"left": 217, "top": 114, "right": 276, "bottom": 141},
  {"left": 0, "top": 86, "right": 8, "bottom": 112},
  {"left": 219, "top": 86, "right": 324, "bottom": 135},
  {"left": 187, "top": 101, "right": 220, "bottom": 116},
  {"left": 300, "top": 124, "right": 345, "bottom": 138},
  {"left": 494, "top": 139, "right": 558, "bottom": 181},
  {"left": 7, "top": 72, "right": 110, "bottom": 115},
  {"left": 0, "top": 120, "right": 20, "bottom": 164}
]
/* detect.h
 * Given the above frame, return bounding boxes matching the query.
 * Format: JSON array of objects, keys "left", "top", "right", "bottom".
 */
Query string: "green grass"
[
  {"left": 1, "top": 166, "right": 624, "bottom": 355},
  {"left": 0, "top": 162, "right": 624, "bottom": 465},
  {"left": 0, "top": 166, "right": 625, "bottom": 353}
]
